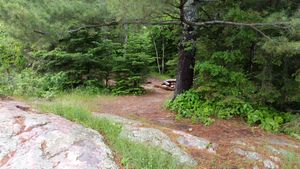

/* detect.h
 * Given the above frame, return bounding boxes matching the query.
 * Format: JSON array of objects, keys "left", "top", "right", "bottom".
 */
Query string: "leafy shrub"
[
  {"left": 167, "top": 91, "right": 215, "bottom": 126},
  {"left": 168, "top": 90, "right": 293, "bottom": 132},
  {"left": 282, "top": 115, "right": 300, "bottom": 138},
  {"left": 0, "top": 29, "right": 26, "bottom": 72},
  {"left": 0, "top": 69, "right": 68, "bottom": 98},
  {"left": 246, "top": 108, "right": 292, "bottom": 132}
]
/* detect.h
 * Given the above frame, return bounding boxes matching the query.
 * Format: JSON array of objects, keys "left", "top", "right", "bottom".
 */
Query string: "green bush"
[
  {"left": 168, "top": 90, "right": 293, "bottom": 133},
  {"left": 282, "top": 115, "right": 300, "bottom": 138},
  {"left": 167, "top": 91, "right": 215, "bottom": 126},
  {"left": 0, "top": 69, "right": 68, "bottom": 98},
  {"left": 0, "top": 68, "right": 116, "bottom": 99}
]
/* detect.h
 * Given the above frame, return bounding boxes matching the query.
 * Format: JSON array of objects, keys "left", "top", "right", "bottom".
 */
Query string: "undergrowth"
[
  {"left": 167, "top": 90, "right": 298, "bottom": 135},
  {"left": 27, "top": 93, "right": 182, "bottom": 169},
  {"left": 282, "top": 152, "right": 300, "bottom": 169},
  {"left": 150, "top": 72, "right": 172, "bottom": 81}
]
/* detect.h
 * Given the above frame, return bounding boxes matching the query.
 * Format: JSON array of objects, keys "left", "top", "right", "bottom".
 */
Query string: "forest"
[{"left": 0, "top": 0, "right": 300, "bottom": 169}]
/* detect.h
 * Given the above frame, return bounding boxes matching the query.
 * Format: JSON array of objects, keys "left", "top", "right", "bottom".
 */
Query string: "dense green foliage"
[
  {"left": 113, "top": 32, "right": 154, "bottom": 95},
  {"left": 0, "top": 27, "right": 161, "bottom": 96},
  {"left": 168, "top": 1, "right": 300, "bottom": 134},
  {"left": 167, "top": 90, "right": 293, "bottom": 132},
  {"left": 0, "top": 0, "right": 112, "bottom": 45},
  {"left": 32, "top": 30, "right": 121, "bottom": 88},
  {"left": 0, "top": 69, "right": 68, "bottom": 98}
]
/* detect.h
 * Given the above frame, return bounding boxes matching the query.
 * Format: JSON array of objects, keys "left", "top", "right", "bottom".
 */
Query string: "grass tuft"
[
  {"left": 282, "top": 115, "right": 300, "bottom": 140},
  {"left": 282, "top": 152, "right": 300, "bottom": 169}
]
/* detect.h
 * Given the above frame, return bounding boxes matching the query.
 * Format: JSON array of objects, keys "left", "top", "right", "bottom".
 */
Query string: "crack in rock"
[{"left": 0, "top": 151, "right": 16, "bottom": 167}]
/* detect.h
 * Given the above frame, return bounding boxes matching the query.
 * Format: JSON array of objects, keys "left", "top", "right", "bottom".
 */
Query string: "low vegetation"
[
  {"left": 282, "top": 152, "right": 300, "bottom": 169},
  {"left": 26, "top": 93, "right": 181, "bottom": 169},
  {"left": 167, "top": 90, "right": 298, "bottom": 135}
]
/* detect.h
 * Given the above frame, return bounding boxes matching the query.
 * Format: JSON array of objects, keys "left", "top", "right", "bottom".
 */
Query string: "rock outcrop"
[
  {"left": 95, "top": 113, "right": 198, "bottom": 167},
  {"left": 0, "top": 101, "right": 119, "bottom": 169}
]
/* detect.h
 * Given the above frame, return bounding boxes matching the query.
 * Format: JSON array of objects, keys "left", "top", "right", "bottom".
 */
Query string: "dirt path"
[{"left": 96, "top": 78, "right": 300, "bottom": 169}]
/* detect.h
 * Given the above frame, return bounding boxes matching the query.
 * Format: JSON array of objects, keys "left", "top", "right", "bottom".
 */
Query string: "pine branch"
[
  {"left": 68, "top": 20, "right": 180, "bottom": 33},
  {"left": 67, "top": 19, "right": 289, "bottom": 39},
  {"left": 199, "top": 7, "right": 212, "bottom": 20},
  {"left": 162, "top": 12, "right": 180, "bottom": 20},
  {"left": 189, "top": 20, "right": 289, "bottom": 27},
  {"left": 33, "top": 30, "right": 50, "bottom": 35},
  {"left": 186, "top": 20, "right": 289, "bottom": 39}
]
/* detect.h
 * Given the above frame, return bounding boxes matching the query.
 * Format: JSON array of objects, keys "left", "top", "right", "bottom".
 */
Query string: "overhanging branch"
[
  {"left": 186, "top": 20, "right": 290, "bottom": 39},
  {"left": 33, "top": 18, "right": 290, "bottom": 40},
  {"left": 68, "top": 20, "right": 180, "bottom": 33},
  {"left": 188, "top": 20, "right": 289, "bottom": 28},
  {"left": 33, "top": 30, "right": 50, "bottom": 35}
]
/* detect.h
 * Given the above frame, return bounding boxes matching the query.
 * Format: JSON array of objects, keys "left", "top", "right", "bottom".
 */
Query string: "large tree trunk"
[{"left": 174, "top": 0, "right": 198, "bottom": 98}]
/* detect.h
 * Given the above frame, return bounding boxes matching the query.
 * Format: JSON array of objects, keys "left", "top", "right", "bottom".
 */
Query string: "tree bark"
[
  {"left": 174, "top": 0, "right": 198, "bottom": 98},
  {"left": 124, "top": 24, "right": 128, "bottom": 44},
  {"left": 162, "top": 37, "right": 165, "bottom": 74}
]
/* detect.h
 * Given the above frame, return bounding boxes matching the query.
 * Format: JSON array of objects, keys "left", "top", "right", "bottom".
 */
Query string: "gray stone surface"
[
  {"left": 0, "top": 101, "right": 119, "bottom": 169},
  {"left": 172, "top": 130, "right": 216, "bottom": 153},
  {"left": 253, "top": 165, "right": 260, "bottom": 169},
  {"left": 234, "top": 148, "right": 278, "bottom": 169},
  {"left": 269, "top": 156, "right": 280, "bottom": 162},
  {"left": 234, "top": 148, "right": 263, "bottom": 161},
  {"left": 263, "top": 159, "right": 278, "bottom": 169},
  {"left": 96, "top": 113, "right": 197, "bottom": 167},
  {"left": 231, "top": 139, "right": 256, "bottom": 151},
  {"left": 268, "top": 138, "right": 300, "bottom": 148},
  {"left": 231, "top": 140, "right": 247, "bottom": 146},
  {"left": 267, "top": 145, "right": 288, "bottom": 155}
]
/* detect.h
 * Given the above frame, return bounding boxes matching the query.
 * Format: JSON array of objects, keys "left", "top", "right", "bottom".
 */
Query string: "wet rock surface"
[{"left": 0, "top": 101, "right": 118, "bottom": 169}]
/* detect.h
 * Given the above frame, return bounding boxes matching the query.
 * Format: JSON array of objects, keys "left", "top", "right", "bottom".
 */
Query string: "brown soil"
[{"left": 95, "top": 78, "right": 299, "bottom": 169}]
